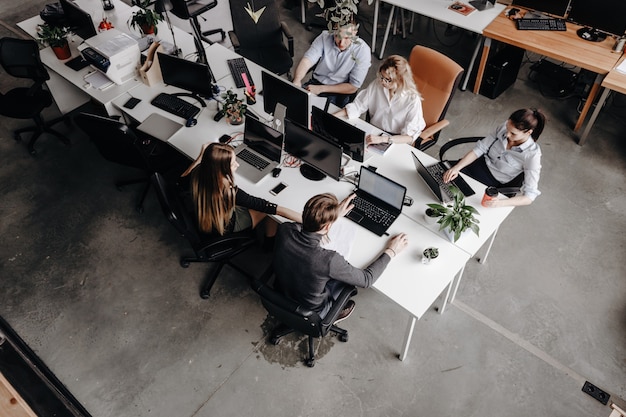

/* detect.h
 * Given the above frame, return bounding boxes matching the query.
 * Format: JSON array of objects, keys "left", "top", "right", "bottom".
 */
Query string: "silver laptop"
[{"left": 235, "top": 117, "right": 284, "bottom": 183}]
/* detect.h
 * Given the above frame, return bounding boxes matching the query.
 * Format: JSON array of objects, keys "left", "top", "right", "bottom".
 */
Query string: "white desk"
[{"left": 372, "top": 0, "right": 505, "bottom": 90}]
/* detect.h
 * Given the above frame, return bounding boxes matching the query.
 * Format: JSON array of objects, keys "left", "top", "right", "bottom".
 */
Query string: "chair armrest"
[
  {"left": 320, "top": 285, "right": 358, "bottom": 327},
  {"left": 280, "top": 21, "right": 294, "bottom": 57},
  {"left": 414, "top": 119, "right": 450, "bottom": 151},
  {"left": 438, "top": 136, "right": 483, "bottom": 162},
  {"left": 228, "top": 30, "right": 241, "bottom": 52}
]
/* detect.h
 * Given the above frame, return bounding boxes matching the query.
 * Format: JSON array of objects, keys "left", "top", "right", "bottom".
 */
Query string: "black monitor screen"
[
  {"left": 311, "top": 106, "right": 366, "bottom": 162},
  {"left": 568, "top": 0, "right": 626, "bottom": 38},
  {"left": 284, "top": 119, "right": 342, "bottom": 181},
  {"left": 512, "top": 0, "right": 571, "bottom": 17},
  {"left": 60, "top": 0, "right": 97, "bottom": 40},
  {"left": 157, "top": 52, "right": 215, "bottom": 97},
  {"left": 261, "top": 71, "right": 310, "bottom": 128}
]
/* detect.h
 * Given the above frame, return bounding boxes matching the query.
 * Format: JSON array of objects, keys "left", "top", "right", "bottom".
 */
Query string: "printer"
[{"left": 78, "top": 29, "right": 140, "bottom": 85}]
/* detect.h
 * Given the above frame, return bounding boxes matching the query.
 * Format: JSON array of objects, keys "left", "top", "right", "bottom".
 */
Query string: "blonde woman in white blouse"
[{"left": 334, "top": 55, "right": 425, "bottom": 146}]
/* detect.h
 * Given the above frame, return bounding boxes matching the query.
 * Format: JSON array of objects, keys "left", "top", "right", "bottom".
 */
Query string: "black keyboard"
[
  {"left": 227, "top": 58, "right": 254, "bottom": 88},
  {"left": 237, "top": 148, "right": 269, "bottom": 170},
  {"left": 150, "top": 93, "right": 200, "bottom": 120},
  {"left": 352, "top": 196, "right": 395, "bottom": 227},
  {"left": 516, "top": 18, "right": 566, "bottom": 31},
  {"left": 426, "top": 163, "right": 456, "bottom": 201}
]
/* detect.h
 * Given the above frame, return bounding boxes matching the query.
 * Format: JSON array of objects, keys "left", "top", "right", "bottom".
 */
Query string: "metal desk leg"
[
  {"left": 300, "top": 0, "right": 305, "bottom": 24},
  {"left": 574, "top": 74, "right": 603, "bottom": 132},
  {"left": 448, "top": 265, "right": 466, "bottom": 304},
  {"left": 461, "top": 35, "right": 483, "bottom": 91},
  {"left": 399, "top": 315, "right": 416, "bottom": 361},
  {"left": 473, "top": 37, "right": 491, "bottom": 94},
  {"left": 438, "top": 280, "right": 454, "bottom": 314},
  {"left": 379, "top": 5, "right": 395, "bottom": 60},
  {"left": 578, "top": 87, "right": 610, "bottom": 145},
  {"left": 372, "top": 0, "right": 380, "bottom": 54},
  {"left": 478, "top": 227, "right": 498, "bottom": 264}
]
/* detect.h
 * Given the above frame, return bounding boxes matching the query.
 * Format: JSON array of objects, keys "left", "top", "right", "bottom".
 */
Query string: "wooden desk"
[
  {"left": 473, "top": 9, "right": 620, "bottom": 132},
  {"left": 578, "top": 57, "right": 626, "bottom": 145}
]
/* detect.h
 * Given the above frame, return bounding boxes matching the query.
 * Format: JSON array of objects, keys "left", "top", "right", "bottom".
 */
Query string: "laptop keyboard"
[
  {"left": 425, "top": 163, "right": 455, "bottom": 201},
  {"left": 352, "top": 196, "right": 395, "bottom": 227},
  {"left": 238, "top": 148, "right": 269, "bottom": 170}
]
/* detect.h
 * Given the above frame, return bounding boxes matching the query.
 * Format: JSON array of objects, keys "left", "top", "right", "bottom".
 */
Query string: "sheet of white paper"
[{"left": 320, "top": 217, "right": 357, "bottom": 259}]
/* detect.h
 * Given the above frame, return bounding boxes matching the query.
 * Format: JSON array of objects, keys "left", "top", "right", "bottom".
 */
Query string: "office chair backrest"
[
  {"left": 74, "top": 113, "right": 151, "bottom": 171},
  {"left": 229, "top": 0, "right": 283, "bottom": 48},
  {"left": 169, "top": 0, "right": 216, "bottom": 20},
  {"left": 409, "top": 45, "right": 463, "bottom": 134},
  {"left": 0, "top": 37, "right": 50, "bottom": 83}
]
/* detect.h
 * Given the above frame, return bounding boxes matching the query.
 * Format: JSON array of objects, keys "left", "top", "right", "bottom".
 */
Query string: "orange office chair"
[{"left": 409, "top": 45, "right": 464, "bottom": 151}]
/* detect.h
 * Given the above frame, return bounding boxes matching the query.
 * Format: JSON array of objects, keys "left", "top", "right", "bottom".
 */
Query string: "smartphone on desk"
[{"left": 270, "top": 182, "right": 288, "bottom": 195}]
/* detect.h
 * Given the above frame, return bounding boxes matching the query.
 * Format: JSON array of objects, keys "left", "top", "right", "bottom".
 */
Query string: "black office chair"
[
  {"left": 252, "top": 278, "right": 357, "bottom": 367},
  {"left": 0, "top": 37, "right": 70, "bottom": 155},
  {"left": 74, "top": 113, "right": 187, "bottom": 213},
  {"left": 439, "top": 136, "right": 524, "bottom": 196},
  {"left": 151, "top": 172, "right": 259, "bottom": 299},
  {"left": 228, "top": 0, "right": 294, "bottom": 76},
  {"left": 169, "top": 0, "right": 225, "bottom": 64}
]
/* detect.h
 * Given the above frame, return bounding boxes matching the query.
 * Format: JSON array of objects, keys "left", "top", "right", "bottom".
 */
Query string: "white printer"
[{"left": 78, "top": 29, "right": 140, "bottom": 85}]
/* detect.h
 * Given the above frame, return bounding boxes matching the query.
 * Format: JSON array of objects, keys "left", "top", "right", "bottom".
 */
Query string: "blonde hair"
[
  {"left": 191, "top": 143, "right": 236, "bottom": 235},
  {"left": 379, "top": 55, "right": 421, "bottom": 98}
]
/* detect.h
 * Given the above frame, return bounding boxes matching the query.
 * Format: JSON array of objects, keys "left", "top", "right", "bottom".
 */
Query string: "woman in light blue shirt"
[{"left": 443, "top": 108, "right": 545, "bottom": 207}]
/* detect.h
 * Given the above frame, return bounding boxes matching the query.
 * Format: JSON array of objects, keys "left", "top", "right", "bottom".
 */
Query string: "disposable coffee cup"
[{"left": 481, "top": 186, "right": 498, "bottom": 206}]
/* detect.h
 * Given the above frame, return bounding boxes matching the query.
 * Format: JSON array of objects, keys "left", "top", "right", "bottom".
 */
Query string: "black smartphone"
[
  {"left": 270, "top": 182, "right": 288, "bottom": 195},
  {"left": 123, "top": 97, "right": 141, "bottom": 109}
]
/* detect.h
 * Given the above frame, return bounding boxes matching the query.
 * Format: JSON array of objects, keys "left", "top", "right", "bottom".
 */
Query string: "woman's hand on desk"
[
  {"left": 385, "top": 233, "right": 409, "bottom": 258},
  {"left": 366, "top": 134, "right": 388, "bottom": 145}
]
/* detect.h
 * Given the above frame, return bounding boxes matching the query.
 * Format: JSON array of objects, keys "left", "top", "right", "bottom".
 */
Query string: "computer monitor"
[
  {"left": 261, "top": 71, "right": 310, "bottom": 129},
  {"left": 567, "top": 0, "right": 626, "bottom": 41},
  {"left": 311, "top": 106, "right": 366, "bottom": 162},
  {"left": 512, "top": 0, "right": 571, "bottom": 17},
  {"left": 60, "top": 0, "right": 97, "bottom": 40},
  {"left": 157, "top": 52, "right": 216, "bottom": 99},
  {"left": 284, "top": 118, "right": 343, "bottom": 181}
]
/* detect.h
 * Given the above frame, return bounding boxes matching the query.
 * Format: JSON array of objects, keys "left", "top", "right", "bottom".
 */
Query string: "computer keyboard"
[
  {"left": 150, "top": 93, "right": 200, "bottom": 120},
  {"left": 227, "top": 58, "right": 255, "bottom": 88},
  {"left": 426, "top": 163, "right": 456, "bottom": 201},
  {"left": 516, "top": 18, "right": 566, "bottom": 31},
  {"left": 352, "top": 196, "right": 395, "bottom": 227},
  {"left": 237, "top": 148, "right": 269, "bottom": 170}
]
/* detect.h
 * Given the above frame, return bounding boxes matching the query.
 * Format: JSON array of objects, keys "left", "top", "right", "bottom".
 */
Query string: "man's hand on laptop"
[
  {"left": 385, "top": 233, "right": 409, "bottom": 258},
  {"left": 339, "top": 193, "right": 356, "bottom": 217}
]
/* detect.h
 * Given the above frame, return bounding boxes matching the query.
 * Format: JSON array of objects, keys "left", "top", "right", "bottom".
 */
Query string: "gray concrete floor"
[{"left": 1, "top": 1, "right": 626, "bottom": 416}]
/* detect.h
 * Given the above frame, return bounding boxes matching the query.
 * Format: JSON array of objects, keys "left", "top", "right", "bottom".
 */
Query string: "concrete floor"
[{"left": 1, "top": 1, "right": 626, "bottom": 416}]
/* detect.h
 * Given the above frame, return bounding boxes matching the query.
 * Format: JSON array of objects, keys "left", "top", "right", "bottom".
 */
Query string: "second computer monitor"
[
  {"left": 157, "top": 52, "right": 216, "bottom": 98},
  {"left": 512, "top": 0, "right": 571, "bottom": 17},
  {"left": 261, "top": 71, "right": 310, "bottom": 128},
  {"left": 311, "top": 106, "right": 366, "bottom": 162},
  {"left": 284, "top": 118, "right": 343, "bottom": 181},
  {"left": 60, "top": 0, "right": 97, "bottom": 40}
]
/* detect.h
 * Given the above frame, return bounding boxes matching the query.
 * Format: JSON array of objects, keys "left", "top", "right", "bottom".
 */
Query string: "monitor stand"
[
  {"left": 468, "top": 0, "right": 493, "bottom": 11},
  {"left": 576, "top": 27, "right": 606, "bottom": 42},
  {"left": 300, "top": 164, "right": 326, "bottom": 181}
]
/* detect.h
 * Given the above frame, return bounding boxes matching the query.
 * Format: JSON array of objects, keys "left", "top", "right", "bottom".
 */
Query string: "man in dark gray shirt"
[{"left": 273, "top": 193, "right": 408, "bottom": 321}]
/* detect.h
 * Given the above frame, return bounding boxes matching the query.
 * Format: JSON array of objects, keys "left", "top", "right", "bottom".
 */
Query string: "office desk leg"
[
  {"left": 578, "top": 87, "right": 611, "bottom": 145},
  {"left": 473, "top": 38, "right": 491, "bottom": 94},
  {"left": 449, "top": 265, "right": 466, "bottom": 304},
  {"left": 574, "top": 76, "right": 602, "bottom": 132},
  {"left": 478, "top": 227, "right": 498, "bottom": 264},
  {"left": 438, "top": 280, "right": 454, "bottom": 314},
  {"left": 378, "top": 5, "right": 396, "bottom": 60},
  {"left": 399, "top": 315, "right": 416, "bottom": 361},
  {"left": 461, "top": 35, "right": 483, "bottom": 91},
  {"left": 372, "top": 0, "right": 380, "bottom": 53},
  {"left": 300, "top": 0, "right": 305, "bottom": 24}
]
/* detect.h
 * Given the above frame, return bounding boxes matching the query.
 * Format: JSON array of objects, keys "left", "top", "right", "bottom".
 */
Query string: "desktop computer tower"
[{"left": 479, "top": 45, "right": 524, "bottom": 99}]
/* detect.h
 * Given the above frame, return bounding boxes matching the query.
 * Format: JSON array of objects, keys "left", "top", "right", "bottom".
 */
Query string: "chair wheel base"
[
  {"left": 305, "top": 358, "right": 315, "bottom": 367},
  {"left": 199, "top": 290, "right": 210, "bottom": 299},
  {"left": 270, "top": 336, "right": 280, "bottom": 345},
  {"left": 339, "top": 333, "right": 348, "bottom": 342},
  {"left": 136, "top": 205, "right": 144, "bottom": 214},
  {"left": 13, "top": 132, "right": 21, "bottom": 142},
  {"left": 180, "top": 260, "right": 190, "bottom": 268}
]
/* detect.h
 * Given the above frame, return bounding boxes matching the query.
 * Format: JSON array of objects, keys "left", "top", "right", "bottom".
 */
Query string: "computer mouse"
[
  {"left": 185, "top": 118, "right": 197, "bottom": 127},
  {"left": 219, "top": 134, "right": 231, "bottom": 143},
  {"left": 272, "top": 167, "right": 282, "bottom": 177},
  {"left": 214, "top": 111, "right": 225, "bottom": 122}
]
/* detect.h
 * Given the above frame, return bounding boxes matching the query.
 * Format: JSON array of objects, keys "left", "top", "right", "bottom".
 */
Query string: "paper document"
[
  {"left": 615, "top": 59, "right": 626, "bottom": 74},
  {"left": 321, "top": 217, "right": 357, "bottom": 259},
  {"left": 84, "top": 70, "right": 114, "bottom": 90}
]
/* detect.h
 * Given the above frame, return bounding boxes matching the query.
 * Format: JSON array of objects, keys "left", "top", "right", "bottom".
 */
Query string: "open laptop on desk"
[
  {"left": 345, "top": 166, "right": 406, "bottom": 236},
  {"left": 411, "top": 152, "right": 475, "bottom": 203},
  {"left": 235, "top": 117, "right": 284, "bottom": 183}
]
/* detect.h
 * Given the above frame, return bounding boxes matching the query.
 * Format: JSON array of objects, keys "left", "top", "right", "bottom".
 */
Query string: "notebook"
[
  {"left": 137, "top": 113, "right": 183, "bottom": 142},
  {"left": 345, "top": 166, "right": 406, "bottom": 236},
  {"left": 235, "top": 117, "right": 284, "bottom": 183},
  {"left": 411, "top": 152, "right": 475, "bottom": 203}
]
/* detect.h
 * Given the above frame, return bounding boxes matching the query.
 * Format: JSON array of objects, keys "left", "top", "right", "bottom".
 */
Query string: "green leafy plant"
[
  {"left": 220, "top": 90, "right": 247, "bottom": 124},
  {"left": 130, "top": 0, "right": 163, "bottom": 35},
  {"left": 423, "top": 247, "right": 439, "bottom": 259},
  {"left": 308, "top": 0, "right": 373, "bottom": 32},
  {"left": 36, "top": 23, "right": 70, "bottom": 48},
  {"left": 426, "top": 186, "right": 480, "bottom": 242}
]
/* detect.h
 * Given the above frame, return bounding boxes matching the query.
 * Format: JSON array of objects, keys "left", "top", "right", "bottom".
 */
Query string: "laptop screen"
[
  {"left": 244, "top": 117, "right": 284, "bottom": 161},
  {"left": 358, "top": 167, "right": 406, "bottom": 211}
]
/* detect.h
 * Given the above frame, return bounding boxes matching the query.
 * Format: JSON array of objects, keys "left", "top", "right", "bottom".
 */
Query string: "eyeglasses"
[{"left": 379, "top": 74, "right": 393, "bottom": 84}]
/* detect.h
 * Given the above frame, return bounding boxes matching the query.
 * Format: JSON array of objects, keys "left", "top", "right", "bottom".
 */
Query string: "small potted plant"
[
  {"left": 308, "top": 0, "right": 374, "bottom": 32},
  {"left": 422, "top": 247, "right": 439, "bottom": 264},
  {"left": 426, "top": 186, "right": 480, "bottom": 242},
  {"left": 37, "top": 23, "right": 71, "bottom": 60},
  {"left": 220, "top": 90, "right": 247, "bottom": 125},
  {"left": 424, "top": 206, "right": 444, "bottom": 225},
  {"left": 129, "top": 0, "right": 163, "bottom": 35}
]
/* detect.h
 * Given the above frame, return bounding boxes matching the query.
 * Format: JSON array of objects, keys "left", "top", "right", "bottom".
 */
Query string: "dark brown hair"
[{"left": 509, "top": 108, "right": 546, "bottom": 140}]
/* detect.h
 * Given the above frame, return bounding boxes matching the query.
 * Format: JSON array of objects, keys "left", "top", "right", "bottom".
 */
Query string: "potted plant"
[
  {"left": 422, "top": 247, "right": 439, "bottom": 264},
  {"left": 308, "top": 0, "right": 374, "bottom": 32},
  {"left": 36, "top": 23, "right": 71, "bottom": 60},
  {"left": 220, "top": 90, "right": 247, "bottom": 125},
  {"left": 129, "top": 0, "right": 162, "bottom": 35},
  {"left": 424, "top": 206, "right": 444, "bottom": 225},
  {"left": 426, "top": 186, "right": 480, "bottom": 242}
]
